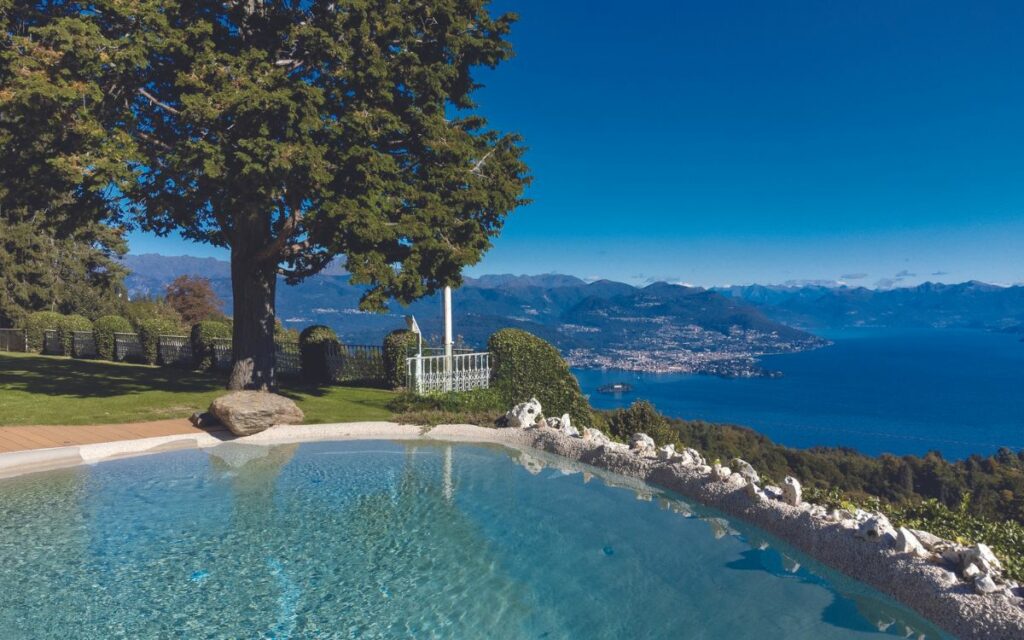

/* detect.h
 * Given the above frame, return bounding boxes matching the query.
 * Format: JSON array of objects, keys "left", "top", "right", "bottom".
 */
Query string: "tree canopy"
[
  {"left": 165, "top": 275, "right": 225, "bottom": 325},
  {"left": 1, "top": 0, "right": 530, "bottom": 388}
]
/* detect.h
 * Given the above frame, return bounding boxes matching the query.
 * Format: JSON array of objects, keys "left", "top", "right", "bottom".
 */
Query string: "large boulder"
[
  {"left": 582, "top": 427, "right": 611, "bottom": 445},
  {"left": 209, "top": 391, "right": 304, "bottom": 436},
  {"left": 855, "top": 514, "right": 897, "bottom": 545},
  {"left": 504, "top": 398, "right": 543, "bottom": 429},
  {"left": 730, "top": 458, "right": 759, "bottom": 484},
  {"left": 782, "top": 476, "right": 802, "bottom": 506},
  {"left": 629, "top": 432, "right": 656, "bottom": 455}
]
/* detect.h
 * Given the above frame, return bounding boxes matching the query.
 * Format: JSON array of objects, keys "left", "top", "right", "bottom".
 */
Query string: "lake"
[{"left": 573, "top": 328, "right": 1024, "bottom": 459}]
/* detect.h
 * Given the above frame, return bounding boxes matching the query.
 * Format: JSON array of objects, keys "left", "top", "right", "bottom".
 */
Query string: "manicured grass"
[{"left": 0, "top": 352, "right": 394, "bottom": 426}]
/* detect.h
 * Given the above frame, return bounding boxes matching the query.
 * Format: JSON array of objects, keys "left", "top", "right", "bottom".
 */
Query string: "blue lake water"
[
  {"left": 0, "top": 441, "right": 949, "bottom": 639},
  {"left": 574, "top": 328, "right": 1024, "bottom": 459}
]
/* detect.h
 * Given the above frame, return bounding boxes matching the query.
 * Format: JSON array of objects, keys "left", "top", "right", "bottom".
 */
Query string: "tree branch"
[
  {"left": 255, "top": 200, "right": 302, "bottom": 262},
  {"left": 137, "top": 88, "right": 181, "bottom": 115},
  {"left": 469, "top": 146, "right": 497, "bottom": 176}
]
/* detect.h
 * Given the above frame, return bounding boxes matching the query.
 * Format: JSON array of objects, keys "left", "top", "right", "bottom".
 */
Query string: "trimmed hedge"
[
  {"left": 20, "top": 311, "right": 63, "bottom": 352},
  {"left": 299, "top": 325, "right": 341, "bottom": 383},
  {"left": 191, "top": 320, "right": 232, "bottom": 370},
  {"left": 56, "top": 315, "right": 92, "bottom": 356},
  {"left": 488, "top": 328, "right": 593, "bottom": 427},
  {"left": 92, "top": 315, "right": 132, "bottom": 360},
  {"left": 136, "top": 318, "right": 182, "bottom": 365},
  {"left": 382, "top": 329, "right": 420, "bottom": 389}
]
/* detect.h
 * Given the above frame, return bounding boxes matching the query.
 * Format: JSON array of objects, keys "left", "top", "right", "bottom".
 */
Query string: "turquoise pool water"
[{"left": 0, "top": 441, "right": 949, "bottom": 639}]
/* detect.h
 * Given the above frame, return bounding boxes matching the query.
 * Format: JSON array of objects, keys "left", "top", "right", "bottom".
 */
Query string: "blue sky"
[{"left": 129, "top": 0, "right": 1024, "bottom": 288}]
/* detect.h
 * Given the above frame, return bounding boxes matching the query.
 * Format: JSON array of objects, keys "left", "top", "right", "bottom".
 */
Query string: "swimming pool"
[{"left": 0, "top": 440, "right": 949, "bottom": 638}]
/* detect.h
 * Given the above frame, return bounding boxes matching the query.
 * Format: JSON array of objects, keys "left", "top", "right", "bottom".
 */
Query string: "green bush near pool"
[
  {"left": 19, "top": 311, "right": 63, "bottom": 352},
  {"left": 92, "top": 315, "right": 133, "bottom": 360},
  {"left": 299, "top": 325, "right": 341, "bottom": 383},
  {"left": 191, "top": 320, "right": 232, "bottom": 370},
  {"left": 488, "top": 328, "right": 593, "bottom": 427}
]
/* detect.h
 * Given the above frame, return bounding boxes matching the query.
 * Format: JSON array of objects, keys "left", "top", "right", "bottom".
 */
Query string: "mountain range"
[{"left": 122, "top": 254, "right": 1024, "bottom": 373}]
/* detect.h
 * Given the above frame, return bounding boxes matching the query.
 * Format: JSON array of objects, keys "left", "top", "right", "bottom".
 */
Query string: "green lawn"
[{"left": 0, "top": 352, "right": 395, "bottom": 426}]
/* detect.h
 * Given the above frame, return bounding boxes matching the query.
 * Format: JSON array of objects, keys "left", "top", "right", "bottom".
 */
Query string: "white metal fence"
[{"left": 406, "top": 352, "right": 491, "bottom": 394}]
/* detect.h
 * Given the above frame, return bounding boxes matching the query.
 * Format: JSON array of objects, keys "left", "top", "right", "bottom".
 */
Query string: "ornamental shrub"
[
  {"left": 136, "top": 317, "right": 183, "bottom": 365},
  {"left": 488, "top": 328, "right": 593, "bottom": 427},
  {"left": 55, "top": 314, "right": 93, "bottom": 356},
  {"left": 92, "top": 315, "right": 132, "bottom": 360},
  {"left": 606, "top": 400, "right": 676, "bottom": 444},
  {"left": 382, "top": 329, "right": 420, "bottom": 389},
  {"left": 191, "top": 320, "right": 232, "bottom": 370},
  {"left": 19, "top": 311, "right": 63, "bottom": 352},
  {"left": 299, "top": 325, "right": 341, "bottom": 383}
]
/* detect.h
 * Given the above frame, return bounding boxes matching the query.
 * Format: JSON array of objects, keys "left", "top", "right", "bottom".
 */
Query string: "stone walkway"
[{"left": 0, "top": 419, "right": 229, "bottom": 453}]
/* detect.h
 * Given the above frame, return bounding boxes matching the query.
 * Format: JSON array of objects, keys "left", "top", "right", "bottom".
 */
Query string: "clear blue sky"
[{"left": 129, "top": 0, "right": 1024, "bottom": 288}]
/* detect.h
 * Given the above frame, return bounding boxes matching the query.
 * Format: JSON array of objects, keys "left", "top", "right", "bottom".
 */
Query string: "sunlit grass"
[{"left": 0, "top": 352, "right": 394, "bottom": 426}]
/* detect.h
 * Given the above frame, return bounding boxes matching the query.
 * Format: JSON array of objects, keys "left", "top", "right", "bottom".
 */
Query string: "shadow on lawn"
[{"left": 0, "top": 354, "right": 225, "bottom": 398}]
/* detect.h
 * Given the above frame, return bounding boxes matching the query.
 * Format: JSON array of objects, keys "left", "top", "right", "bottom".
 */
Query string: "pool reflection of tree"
[{"left": 210, "top": 441, "right": 541, "bottom": 637}]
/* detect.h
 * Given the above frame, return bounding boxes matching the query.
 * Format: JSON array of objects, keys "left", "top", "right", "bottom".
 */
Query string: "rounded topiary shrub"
[
  {"left": 191, "top": 320, "right": 232, "bottom": 370},
  {"left": 92, "top": 315, "right": 132, "bottom": 360},
  {"left": 382, "top": 329, "right": 420, "bottom": 389},
  {"left": 136, "top": 318, "right": 182, "bottom": 365},
  {"left": 55, "top": 314, "right": 93, "bottom": 357},
  {"left": 299, "top": 325, "right": 341, "bottom": 383},
  {"left": 20, "top": 311, "right": 63, "bottom": 353},
  {"left": 488, "top": 328, "right": 594, "bottom": 427}
]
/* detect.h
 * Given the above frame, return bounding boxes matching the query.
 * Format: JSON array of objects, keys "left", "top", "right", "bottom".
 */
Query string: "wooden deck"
[{"left": 0, "top": 419, "right": 229, "bottom": 453}]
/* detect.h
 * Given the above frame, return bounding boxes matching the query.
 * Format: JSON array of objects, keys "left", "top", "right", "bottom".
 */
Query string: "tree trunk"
[{"left": 227, "top": 239, "right": 277, "bottom": 391}]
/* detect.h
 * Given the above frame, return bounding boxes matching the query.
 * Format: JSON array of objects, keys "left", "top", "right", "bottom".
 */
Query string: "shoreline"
[{"left": 0, "top": 421, "right": 1021, "bottom": 638}]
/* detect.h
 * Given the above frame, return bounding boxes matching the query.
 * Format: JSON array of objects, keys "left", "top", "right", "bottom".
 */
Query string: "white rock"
[
  {"left": 855, "top": 514, "right": 897, "bottom": 544},
  {"left": 656, "top": 444, "right": 678, "bottom": 461},
  {"left": 909, "top": 528, "right": 946, "bottom": 551},
  {"left": 504, "top": 398, "right": 543, "bottom": 429},
  {"left": 782, "top": 476, "right": 802, "bottom": 506},
  {"left": 602, "top": 442, "right": 631, "bottom": 455},
  {"left": 763, "top": 485, "right": 784, "bottom": 501},
  {"left": 696, "top": 464, "right": 712, "bottom": 475},
  {"left": 560, "top": 423, "right": 581, "bottom": 437},
  {"left": 965, "top": 543, "right": 1003, "bottom": 576},
  {"left": 582, "top": 427, "right": 611, "bottom": 445},
  {"left": 895, "top": 527, "right": 929, "bottom": 558},
  {"left": 629, "top": 433, "right": 656, "bottom": 455},
  {"left": 681, "top": 447, "right": 704, "bottom": 467},
  {"left": 710, "top": 463, "right": 732, "bottom": 481},
  {"left": 730, "top": 458, "right": 759, "bottom": 484},
  {"left": 963, "top": 563, "right": 982, "bottom": 580},
  {"left": 975, "top": 574, "right": 1000, "bottom": 595},
  {"left": 744, "top": 481, "right": 764, "bottom": 500}
]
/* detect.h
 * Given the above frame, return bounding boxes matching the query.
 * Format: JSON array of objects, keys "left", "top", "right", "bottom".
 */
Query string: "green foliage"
[
  {"left": 92, "top": 315, "right": 132, "bottom": 360},
  {"left": 124, "top": 297, "right": 183, "bottom": 329},
  {"left": 4, "top": 1, "right": 531, "bottom": 389},
  {"left": 488, "top": 328, "right": 593, "bottom": 426},
  {"left": 136, "top": 318, "right": 182, "bottom": 365},
  {"left": 0, "top": 220, "right": 127, "bottom": 328},
  {"left": 382, "top": 329, "right": 420, "bottom": 389},
  {"left": 299, "top": 325, "right": 341, "bottom": 384},
  {"left": 879, "top": 496, "right": 1024, "bottom": 582},
  {"left": 55, "top": 314, "right": 92, "bottom": 356},
  {"left": 274, "top": 320, "right": 299, "bottom": 341},
  {"left": 165, "top": 276, "right": 225, "bottom": 325},
  {"left": 388, "top": 388, "right": 507, "bottom": 427},
  {"left": 19, "top": 311, "right": 63, "bottom": 352},
  {"left": 190, "top": 320, "right": 232, "bottom": 371},
  {"left": 606, "top": 400, "right": 675, "bottom": 444}
]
